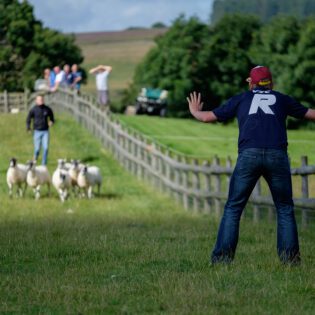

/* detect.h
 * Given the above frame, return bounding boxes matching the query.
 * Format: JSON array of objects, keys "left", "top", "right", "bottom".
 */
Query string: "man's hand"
[
  {"left": 186, "top": 91, "right": 217, "bottom": 123},
  {"left": 48, "top": 121, "right": 53, "bottom": 127},
  {"left": 187, "top": 91, "right": 203, "bottom": 115}
]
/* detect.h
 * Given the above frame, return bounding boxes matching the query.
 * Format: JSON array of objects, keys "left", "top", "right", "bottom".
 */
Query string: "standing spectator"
[
  {"left": 71, "top": 64, "right": 82, "bottom": 93},
  {"left": 43, "top": 68, "right": 51, "bottom": 87},
  {"left": 64, "top": 64, "right": 73, "bottom": 87},
  {"left": 89, "top": 65, "right": 112, "bottom": 109},
  {"left": 51, "top": 66, "right": 66, "bottom": 92},
  {"left": 26, "top": 95, "right": 55, "bottom": 165},
  {"left": 43, "top": 68, "right": 55, "bottom": 89},
  {"left": 187, "top": 65, "right": 315, "bottom": 265}
]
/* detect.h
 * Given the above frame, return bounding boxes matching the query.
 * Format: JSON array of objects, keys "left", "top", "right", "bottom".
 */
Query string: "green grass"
[{"left": 1, "top": 113, "right": 315, "bottom": 314}]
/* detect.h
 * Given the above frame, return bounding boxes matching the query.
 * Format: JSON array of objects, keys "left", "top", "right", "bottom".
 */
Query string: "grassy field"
[
  {"left": 77, "top": 29, "right": 166, "bottom": 101},
  {"left": 117, "top": 115, "right": 315, "bottom": 165},
  {"left": 0, "top": 113, "right": 315, "bottom": 314}
]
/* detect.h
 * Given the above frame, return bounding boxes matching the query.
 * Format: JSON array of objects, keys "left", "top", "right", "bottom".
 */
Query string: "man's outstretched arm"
[
  {"left": 187, "top": 91, "right": 217, "bottom": 123},
  {"left": 305, "top": 108, "right": 315, "bottom": 121}
]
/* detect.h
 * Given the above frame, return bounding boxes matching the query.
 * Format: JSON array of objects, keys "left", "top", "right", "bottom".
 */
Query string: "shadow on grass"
[{"left": 80, "top": 155, "right": 100, "bottom": 163}]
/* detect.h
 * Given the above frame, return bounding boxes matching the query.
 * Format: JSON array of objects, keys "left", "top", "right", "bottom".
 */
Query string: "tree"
[
  {"left": 248, "top": 15, "right": 301, "bottom": 94},
  {"left": 0, "top": 0, "right": 84, "bottom": 91},
  {"left": 211, "top": 0, "right": 315, "bottom": 24},
  {"left": 151, "top": 22, "right": 167, "bottom": 29},
  {"left": 198, "top": 14, "right": 261, "bottom": 109},
  {"left": 131, "top": 16, "right": 209, "bottom": 117}
]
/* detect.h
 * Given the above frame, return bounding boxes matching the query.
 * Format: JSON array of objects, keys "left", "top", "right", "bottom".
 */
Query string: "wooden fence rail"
[{"left": 27, "top": 89, "right": 315, "bottom": 225}]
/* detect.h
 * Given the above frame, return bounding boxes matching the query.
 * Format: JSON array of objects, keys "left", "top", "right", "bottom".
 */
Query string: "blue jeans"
[
  {"left": 211, "top": 148, "right": 300, "bottom": 264},
  {"left": 33, "top": 130, "right": 49, "bottom": 165}
]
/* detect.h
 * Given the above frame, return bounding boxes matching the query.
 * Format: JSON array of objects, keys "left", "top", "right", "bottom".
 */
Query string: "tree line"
[
  {"left": 124, "top": 14, "right": 315, "bottom": 128},
  {"left": 211, "top": 0, "right": 315, "bottom": 24},
  {"left": 0, "top": 0, "right": 84, "bottom": 92}
]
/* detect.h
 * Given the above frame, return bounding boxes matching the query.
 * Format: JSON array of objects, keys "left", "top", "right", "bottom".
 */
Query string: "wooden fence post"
[
  {"left": 192, "top": 159, "right": 200, "bottom": 212},
  {"left": 202, "top": 160, "right": 211, "bottom": 214},
  {"left": 212, "top": 156, "right": 221, "bottom": 217},
  {"left": 4, "top": 90, "right": 8, "bottom": 113},
  {"left": 174, "top": 155, "right": 181, "bottom": 204},
  {"left": 301, "top": 156, "right": 309, "bottom": 227},
  {"left": 182, "top": 157, "right": 190, "bottom": 210},
  {"left": 165, "top": 150, "right": 172, "bottom": 197}
]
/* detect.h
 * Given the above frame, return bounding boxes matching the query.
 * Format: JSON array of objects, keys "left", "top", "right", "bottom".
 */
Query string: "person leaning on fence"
[
  {"left": 187, "top": 66, "right": 315, "bottom": 265},
  {"left": 26, "top": 94, "right": 55, "bottom": 165},
  {"left": 71, "top": 64, "right": 82, "bottom": 93},
  {"left": 51, "top": 66, "right": 66, "bottom": 92},
  {"left": 89, "top": 65, "right": 112, "bottom": 109}
]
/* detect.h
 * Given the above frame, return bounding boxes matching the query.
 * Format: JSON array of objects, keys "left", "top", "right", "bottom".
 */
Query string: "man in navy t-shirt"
[{"left": 187, "top": 66, "right": 315, "bottom": 265}]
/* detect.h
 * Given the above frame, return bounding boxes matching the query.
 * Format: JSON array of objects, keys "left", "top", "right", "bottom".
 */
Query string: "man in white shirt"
[
  {"left": 51, "top": 66, "right": 66, "bottom": 92},
  {"left": 89, "top": 65, "right": 112, "bottom": 108}
]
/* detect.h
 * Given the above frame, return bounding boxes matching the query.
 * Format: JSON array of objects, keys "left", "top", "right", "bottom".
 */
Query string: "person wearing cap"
[{"left": 187, "top": 65, "right": 315, "bottom": 265}]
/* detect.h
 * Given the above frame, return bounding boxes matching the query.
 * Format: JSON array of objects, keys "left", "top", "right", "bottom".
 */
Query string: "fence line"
[
  {"left": 30, "top": 88, "right": 313, "bottom": 225},
  {"left": 0, "top": 90, "right": 29, "bottom": 113}
]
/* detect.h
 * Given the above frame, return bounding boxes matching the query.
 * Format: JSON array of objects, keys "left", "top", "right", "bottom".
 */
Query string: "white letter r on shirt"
[{"left": 249, "top": 94, "right": 276, "bottom": 115}]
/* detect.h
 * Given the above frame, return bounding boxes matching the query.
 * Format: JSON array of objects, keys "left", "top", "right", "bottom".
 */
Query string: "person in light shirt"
[
  {"left": 51, "top": 66, "right": 66, "bottom": 92},
  {"left": 89, "top": 65, "right": 112, "bottom": 109}
]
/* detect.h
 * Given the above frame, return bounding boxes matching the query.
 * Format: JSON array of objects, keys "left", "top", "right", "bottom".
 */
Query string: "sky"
[{"left": 27, "top": 0, "right": 214, "bottom": 33}]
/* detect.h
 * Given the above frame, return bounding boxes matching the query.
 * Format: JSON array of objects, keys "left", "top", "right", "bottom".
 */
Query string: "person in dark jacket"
[
  {"left": 26, "top": 95, "right": 54, "bottom": 165},
  {"left": 187, "top": 65, "right": 315, "bottom": 265}
]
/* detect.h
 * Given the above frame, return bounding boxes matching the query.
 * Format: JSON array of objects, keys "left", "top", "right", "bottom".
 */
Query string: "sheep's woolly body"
[
  {"left": 6, "top": 161, "right": 28, "bottom": 197},
  {"left": 27, "top": 165, "right": 51, "bottom": 199},
  {"left": 52, "top": 167, "right": 71, "bottom": 202},
  {"left": 77, "top": 166, "right": 102, "bottom": 198}
]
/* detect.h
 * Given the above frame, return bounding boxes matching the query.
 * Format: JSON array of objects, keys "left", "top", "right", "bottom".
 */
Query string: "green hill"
[{"left": 211, "top": 0, "right": 315, "bottom": 24}]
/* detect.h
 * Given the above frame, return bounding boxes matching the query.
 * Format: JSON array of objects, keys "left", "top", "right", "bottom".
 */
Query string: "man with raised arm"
[
  {"left": 89, "top": 65, "right": 112, "bottom": 109},
  {"left": 187, "top": 65, "right": 315, "bottom": 265}
]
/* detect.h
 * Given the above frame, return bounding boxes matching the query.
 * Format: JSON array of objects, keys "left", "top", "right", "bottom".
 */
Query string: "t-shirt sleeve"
[
  {"left": 212, "top": 97, "right": 239, "bottom": 122},
  {"left": 286, "top": 95, "right": 308, "bottom": 119}
]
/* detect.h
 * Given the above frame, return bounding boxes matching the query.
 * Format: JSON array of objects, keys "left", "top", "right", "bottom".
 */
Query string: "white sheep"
[
  {"left": 77, "top": 165, "right": 102, "bottom": 199},
  {"left": 52, "top": 159, "right": 71, "bottom": 202},
  {"left": 26, "top": 161, "right": 51, "bottom": 200},
  {"left": 68, "top": 160, "right": 84, "bottom": 195},
  {"left": 6, "top": 158, "right": 28, "bottom": 197}
]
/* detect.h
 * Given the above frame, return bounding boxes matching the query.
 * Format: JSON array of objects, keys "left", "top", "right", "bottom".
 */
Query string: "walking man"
[
  {"left": 187, "top": 66, "right": 315, "bottom": 264},
  {"left": 89, "top": 65, "right": 112, "bottom": 109},
  {"left": 26, "top": 94, "right": 55, "bottom": 165}
]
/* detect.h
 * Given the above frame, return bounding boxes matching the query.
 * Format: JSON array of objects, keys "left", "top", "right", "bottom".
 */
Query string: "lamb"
[
  {"left": 26, "top": 161, "right": 51, "bottom": 200},
  {"left": 77, "top": 165, "right": 102, "bottom": 199},
  {"left": 6, "top": 158, "right": 28, "bottom": 197},
  {"left": 52, "top": 159, "right": 71, "bottom": 202}
]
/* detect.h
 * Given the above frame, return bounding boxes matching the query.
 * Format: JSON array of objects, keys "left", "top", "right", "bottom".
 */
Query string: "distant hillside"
[
  {"left": 75, "top": 28, "right": 168, "bottom": 45},
  {"left": 211, "top": 0, "right": 315, "bottom": 24}
]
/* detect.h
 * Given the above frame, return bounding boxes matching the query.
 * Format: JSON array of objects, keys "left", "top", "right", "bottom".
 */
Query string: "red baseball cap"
[{"left": 247, "top": 66, "right": 272, "bottom": 86}]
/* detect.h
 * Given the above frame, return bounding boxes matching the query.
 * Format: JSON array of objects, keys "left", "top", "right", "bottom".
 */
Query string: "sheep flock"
[{"left": 6, "top": 158, "right": 102, "bottom": 202}]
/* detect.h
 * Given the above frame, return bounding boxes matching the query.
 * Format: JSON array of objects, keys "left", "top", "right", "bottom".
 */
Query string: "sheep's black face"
[
  {"left": 82, "top": 166, "right": 88, "bottom": 175},
  {"left": 58, "top": 159, "right": 65, "bottom": 168},
  {"left": 10, "top": 158, "right": 17, "bottom": 167},
  {"left": 27, "top": 161, "right": 34, "bottom": 170},
  {"left": 60, "top": 173, "right": 66, "bottom": 181}
]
